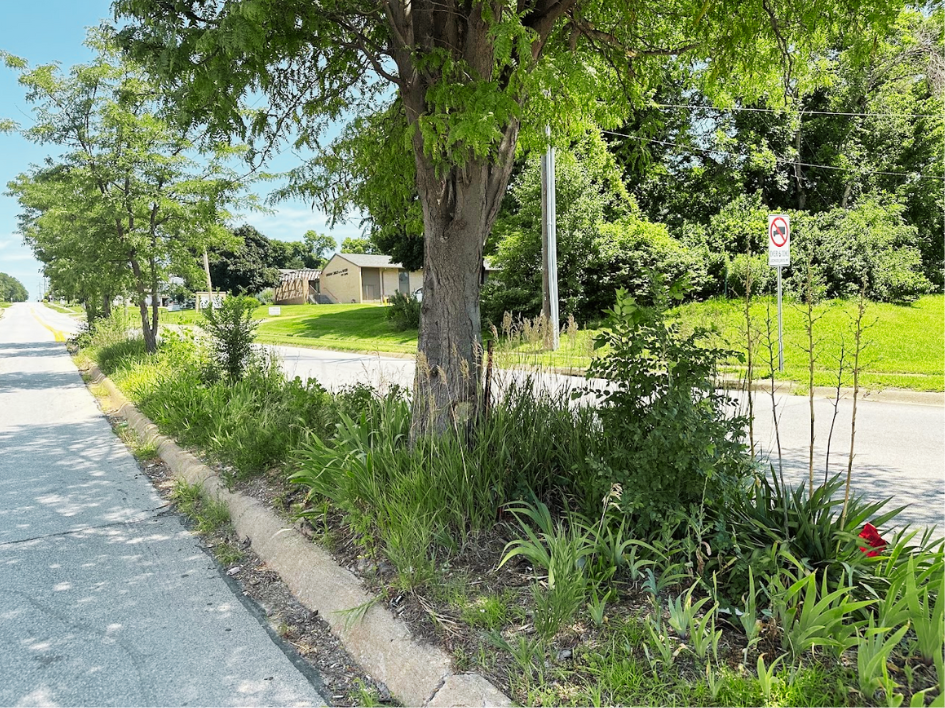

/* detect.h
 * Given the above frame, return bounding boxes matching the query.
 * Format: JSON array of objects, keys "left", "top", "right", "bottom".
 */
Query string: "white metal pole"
[
  {"left": 541, "top": 130, "right": 559, "bottom": 350},
  {"left": 777, "top": 265, "right": 784, "bottom": 371}
]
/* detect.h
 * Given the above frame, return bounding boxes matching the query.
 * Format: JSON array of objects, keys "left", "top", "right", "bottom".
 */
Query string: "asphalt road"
[
  {"left": 274, "top": 344, "right": 945, "bottom": 535},
  {"left": 0, "top": 303, "right": 328, "bottom": 707}
]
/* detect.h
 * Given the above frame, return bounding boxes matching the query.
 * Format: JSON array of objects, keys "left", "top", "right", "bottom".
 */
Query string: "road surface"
[
  {"left": 274, "top": 344, "right": 944, "bottom": 534},
  {"left": 0, "top": 303, "right": 328, "bottom": 706}
]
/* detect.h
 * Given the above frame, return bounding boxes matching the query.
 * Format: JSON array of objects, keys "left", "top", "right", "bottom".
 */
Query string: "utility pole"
[{"left": 541, "top": 131, "right": 559, "bottom": 350}]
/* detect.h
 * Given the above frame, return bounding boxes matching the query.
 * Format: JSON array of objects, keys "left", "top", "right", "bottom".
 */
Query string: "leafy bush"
[
  {"left": 696, "top": 192, "right": 931, "bottom": 302},
  {"left": 201, "top": 294, "right": 260, "bottom": 381},
  {"left": 385, "top": 291, "right": 420, "bottom": 330},
  {"left": 585, "top": 289, "right": 751, "bottom": 533},
  {"left": 725, "top": 253, "right": 775, "bottom": 297},
  {"left": 254, "top": 288, "right": 275, "bottom": 305}
]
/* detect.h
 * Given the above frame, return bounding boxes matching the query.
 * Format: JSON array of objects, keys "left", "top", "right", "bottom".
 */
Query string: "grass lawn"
[
  {"left": 44, "top": 302, "right": 86, "bottom": 316},
  {"left": 162, "top": 294, "right": 944, "bottom": 392},
  {"left": 672, "top": 294, "right": 944, "bottom": 392},
  {"left": 255, "top": 303, "right": 420, "bottom": 354},
  {"left": 0, "top": 302, "right": 13, "bottom": 309}
]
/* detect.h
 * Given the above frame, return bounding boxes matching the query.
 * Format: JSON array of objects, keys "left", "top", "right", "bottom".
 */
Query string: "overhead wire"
[
  {"left": 600, "top": 129, "right": 945, "bottom": 181},
  {"left": 653, "top": 102, "right": 941, "bottom": 120}
]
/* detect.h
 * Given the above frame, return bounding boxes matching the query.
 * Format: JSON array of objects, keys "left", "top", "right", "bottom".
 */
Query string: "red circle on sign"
[{"left": 770, "top": 217, "right": 789, "bottom": 247}]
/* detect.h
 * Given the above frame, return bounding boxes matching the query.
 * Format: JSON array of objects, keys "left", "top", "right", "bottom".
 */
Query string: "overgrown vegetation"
[{"left": 80, "top": 295, "right": 943, "bottom": 706}]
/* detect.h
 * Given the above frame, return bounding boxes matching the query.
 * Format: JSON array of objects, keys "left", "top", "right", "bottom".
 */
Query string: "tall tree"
[
  {"left": 115, "top": 0, "right": 906, "bottom": 435},
  {"left": 339, "top": 237, "right": 380, "bottom": 255},
  {"left": 209, "top": 225, "right": 282, "bottom": 294},
  {"left": 3, "top": 33, "right": 249, "bottom": 350},
  {"left": 303, "top": 230, "right": 336, "bottom": 266}
]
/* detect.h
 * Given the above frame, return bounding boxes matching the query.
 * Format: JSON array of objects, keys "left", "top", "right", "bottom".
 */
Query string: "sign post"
[{"left": 768, "top": 215, "right": 791, "bottom": 372}]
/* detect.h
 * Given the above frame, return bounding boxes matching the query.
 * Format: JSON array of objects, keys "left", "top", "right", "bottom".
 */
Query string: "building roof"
[
  {"left": 278, "top": 268, "right": 321, "bottom": 281},
  {"left": 336, "top": 253, "right": 401, "bottom": 269}
]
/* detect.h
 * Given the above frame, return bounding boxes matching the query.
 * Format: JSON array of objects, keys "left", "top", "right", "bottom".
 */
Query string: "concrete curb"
[{"left": 82, "top": 362, "right": 512, "bottom": 708}]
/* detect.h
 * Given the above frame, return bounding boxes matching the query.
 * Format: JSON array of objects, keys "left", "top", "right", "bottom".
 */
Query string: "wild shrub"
[
  {"left": 586, "top": 288, "right": 751, "bottom": 533},
  {"left": 201, "top": 294, "right": 260, "bottom": 381},
  {"left": 724, "top": 471, "right": 904, "bottom": 599},
  {"left": 385, "top": 291, "right": 420, "bottom": 330}
]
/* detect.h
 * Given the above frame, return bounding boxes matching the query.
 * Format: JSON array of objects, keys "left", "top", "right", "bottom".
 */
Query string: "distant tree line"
[{"left": 0, "top": 273, "right": 28, "bottom": 302}]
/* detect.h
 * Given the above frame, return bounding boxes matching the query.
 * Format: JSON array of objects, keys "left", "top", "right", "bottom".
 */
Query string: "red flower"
[{"left": 858, "top": 523, "right": 887, "bottom": 558}]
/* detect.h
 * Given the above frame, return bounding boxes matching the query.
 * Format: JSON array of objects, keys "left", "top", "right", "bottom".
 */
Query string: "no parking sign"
[{"left": 768, "top": 214, "right": 791, "bottom": 266}]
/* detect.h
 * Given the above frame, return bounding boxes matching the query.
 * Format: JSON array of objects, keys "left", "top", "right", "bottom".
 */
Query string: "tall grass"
[{"left": 88, "top": 321, "right": 334, "bottom": 478}]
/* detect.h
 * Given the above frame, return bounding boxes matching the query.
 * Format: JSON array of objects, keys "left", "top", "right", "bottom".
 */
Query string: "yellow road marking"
[{"left": 32, "top": 310, "right": 67, "bottom": 342}]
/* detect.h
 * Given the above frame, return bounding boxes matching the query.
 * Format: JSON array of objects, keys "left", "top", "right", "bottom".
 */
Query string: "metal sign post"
[{"left": 768, "top": 215, "right": 791, "bottom": 372}]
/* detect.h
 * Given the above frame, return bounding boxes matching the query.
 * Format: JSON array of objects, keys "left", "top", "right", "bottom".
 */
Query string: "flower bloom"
[{"left": 858, "top": 523, "right": 887, "bottom": 557}]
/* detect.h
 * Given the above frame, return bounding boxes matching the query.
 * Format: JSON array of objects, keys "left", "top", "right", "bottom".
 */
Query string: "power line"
[
  {"left": 654, "top": 102, "right": 941, "bottom": 120},
  {"left": 601, "top": 129, "right": 945, "bottom": 181}
]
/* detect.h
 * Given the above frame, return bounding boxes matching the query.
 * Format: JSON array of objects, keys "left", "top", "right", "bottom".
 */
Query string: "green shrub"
[
  {"left": 202, "top": 295, "right": 260, "bottom": 381},
  {"left": 585, "top": 289, "right": 752, "bottom": 533},
  {"left": 385, "top": 291, "right": 420, "bottom": 330}
]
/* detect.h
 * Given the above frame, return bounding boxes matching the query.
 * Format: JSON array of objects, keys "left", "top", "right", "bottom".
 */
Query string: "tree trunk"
[
  {"left": 129, "top": 255, "right": 157, "bottom": 354},
  {"left": 411, "top": 153, "right": 515, "bottom": 438},
  {"left": 794, "top": 119, "right": 806, "bottom": 211},
  {"left": 149, "top": 253, "right": 159, "bottom": 346},
  {"left": 102, "top": 293, "right": 112, "bottom": 318}
]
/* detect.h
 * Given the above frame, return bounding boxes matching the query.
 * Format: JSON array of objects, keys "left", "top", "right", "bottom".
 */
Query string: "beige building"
[{"left": 319, "top": 254, "right": 423, "bottom": 304}]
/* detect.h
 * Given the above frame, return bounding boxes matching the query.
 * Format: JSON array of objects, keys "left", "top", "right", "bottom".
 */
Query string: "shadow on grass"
[{"left": 259, "top": 307, "right": 418, "bottom": 347}]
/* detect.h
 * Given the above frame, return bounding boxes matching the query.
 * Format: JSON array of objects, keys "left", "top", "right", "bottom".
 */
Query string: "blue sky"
[{"left": 0, "top": 1, "right": 360, "bottom": 300}]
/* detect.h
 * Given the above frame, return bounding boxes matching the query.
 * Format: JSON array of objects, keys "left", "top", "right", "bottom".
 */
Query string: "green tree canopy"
[
  {"left": 115, "top": 0, "right": 909, "bottom": 434},
  {"left": 3, "top": 33, "right": 252, "bottom": 345},
  {"left": 0, "top": 273, "right": 28, "bottom": 302},
  {"left": 339, "top": 237, "right": 380, "bottom": 255}
]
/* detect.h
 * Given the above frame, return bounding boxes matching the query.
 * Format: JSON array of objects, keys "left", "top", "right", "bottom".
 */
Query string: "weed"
[
  {"left": 351, "top": 680, "right": 383, "bottom": 707},
  {"left": 459, "top": 593, "right": 511, "bottom": 631},
  {"left": 499, "top": 500, "right": 595, "bottom": 640},
  {"left": 334, "top": 597, "right": 380, "bottom": 632},
  {"left": 666, "top": 582, "right": 712, "bottom": 640},
  {"left": 756, "top": 652, "right": 786, "bottom": 703},
  {"left": 213, "top": 541, "right": 244, "bottom": 566},
  {"left": 857, "top": 618, "right": 911, "bottom": 701}
]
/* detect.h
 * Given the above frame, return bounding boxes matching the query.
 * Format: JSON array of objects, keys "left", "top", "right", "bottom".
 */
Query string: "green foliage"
[
  {"left": 778, "top": 571, "right": 873, "bottom": 658},
  {"left": 0, "top": 273, "right": 28, "bottom": 302},
  {"left": 208, "top": 225, "right": 282, "bottom": 294},
  {"left": 586, "top": 289, "right": 751, "bottom": 531},
  {"left": 499, "top": 500, "right": 596, "bottom": 640},
  {"left": 693, "top": 192, "right": 933, "bottom": 303},
  {"left": 89, "top": 322, "right": 334, "bottom": 477},
  {"left": 385, "top": 291, "right": 420, "bottom": 331},
  {"left": 858, "top": 619, "right": 912, "bottom": 701},
  {"left": 202, "top": 295, "right": 261, "bottom": 381},
  {"left": 485, "top": 136, "right": 707, "bottom": 323},
  {"left": 727, "top": 471, "right": 903, "bottom": 592},
  {"left": 4, "top": 32, "right": 252, "bottom": 350},
  {"left": 339, "top": 238, "right": 380, "bottom": 255}
]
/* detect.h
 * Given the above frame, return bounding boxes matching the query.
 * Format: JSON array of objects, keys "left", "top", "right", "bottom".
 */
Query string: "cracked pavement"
[{"left": 0, "top": 303, "right": 328, "bottom": 707}]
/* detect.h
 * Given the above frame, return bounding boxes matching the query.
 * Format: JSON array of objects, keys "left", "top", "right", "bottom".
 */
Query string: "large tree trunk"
[{"left": 409, "top": 144, "right": 518, "bottom": 438}]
